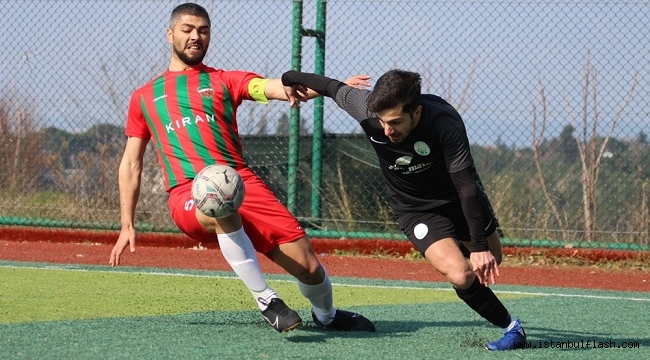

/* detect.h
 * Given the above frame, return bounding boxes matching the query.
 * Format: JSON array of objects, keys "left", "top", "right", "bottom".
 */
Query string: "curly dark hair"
[{"left": 367, "top": 69, "right": 421, "bottom": 115}]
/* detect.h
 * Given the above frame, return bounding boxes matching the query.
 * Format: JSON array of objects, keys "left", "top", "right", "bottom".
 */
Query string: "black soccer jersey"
[
  {"left": 334, "top": 87, "right": 474, "bottom": 212},
  {"left": 280, "top": 70, "right": 491, "bottom": 250}
]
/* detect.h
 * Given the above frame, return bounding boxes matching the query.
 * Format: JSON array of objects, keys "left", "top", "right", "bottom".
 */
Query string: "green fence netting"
[{"left": 1, "top": 1, "right": 648, "bottom": 248}]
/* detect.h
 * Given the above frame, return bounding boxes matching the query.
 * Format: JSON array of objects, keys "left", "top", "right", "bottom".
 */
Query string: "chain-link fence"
[{"left": 1, "top": 1, "right": 648, "bottom": 248}]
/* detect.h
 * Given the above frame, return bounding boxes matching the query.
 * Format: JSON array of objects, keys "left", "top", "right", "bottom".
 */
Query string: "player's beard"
[
  {"left": 394, "top": 115, "right": 417, "bottom": 143},
  {"left": 173, "top": 43, "right": 206, "bottom": 66}
]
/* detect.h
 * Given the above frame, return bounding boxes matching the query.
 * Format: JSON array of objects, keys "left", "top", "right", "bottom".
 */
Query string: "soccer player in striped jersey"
[
  {"left": 109, "top": 3, "right": 374, "bottom": 333},
  {"left": 281, "top": 69, "right": 527, "bottom": 350}
]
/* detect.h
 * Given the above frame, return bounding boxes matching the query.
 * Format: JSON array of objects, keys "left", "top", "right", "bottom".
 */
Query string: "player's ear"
[
  {"left": 414, "top": 105, "right": 423, "bottom": 118},
  {"left": 166, "top": 28, "right": 173, "bottom": 44}
]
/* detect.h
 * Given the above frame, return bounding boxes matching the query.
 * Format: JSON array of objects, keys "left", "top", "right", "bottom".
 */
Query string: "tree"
[
  {"left": 531, "top": 86, "right": 569, "bottom": 239},
  {"left": 532, "top": 55, "right": 638, "bottom": 241},
  {"left": 0, "top": 99, "right": 44, "bottom": 193}
]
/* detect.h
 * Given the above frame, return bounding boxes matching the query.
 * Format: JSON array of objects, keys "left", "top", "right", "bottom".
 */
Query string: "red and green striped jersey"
[{"left": 125, "top": 65, "right": 262, "bottom": 191}]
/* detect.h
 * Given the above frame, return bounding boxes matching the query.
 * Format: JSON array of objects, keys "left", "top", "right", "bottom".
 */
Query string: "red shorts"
[{"left": 167, "top": 167, "right": 307, "bottom": 256}]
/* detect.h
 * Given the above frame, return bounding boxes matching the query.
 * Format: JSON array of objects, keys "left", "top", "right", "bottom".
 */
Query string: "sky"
[{"left": 1, "top": 0, "right": 648, "bottom": 147}]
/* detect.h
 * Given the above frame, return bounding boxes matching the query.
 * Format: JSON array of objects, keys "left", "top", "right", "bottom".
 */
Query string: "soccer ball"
[{"left": 191, "top": 164, "right": 245, "bottom": 218}]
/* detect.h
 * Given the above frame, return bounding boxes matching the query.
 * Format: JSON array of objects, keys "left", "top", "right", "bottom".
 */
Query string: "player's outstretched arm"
[
  {"left": 264, "top": 78, "right": 311, "bottom": 105},
  {"left": 110, "top": 137, "right": 148, "bottom": 267},
  {"left": 280, "top": 71, "right": 372, "bottom": 105},
  {"left": 264, "top": 74, "right": 370, "bottom": 107}
]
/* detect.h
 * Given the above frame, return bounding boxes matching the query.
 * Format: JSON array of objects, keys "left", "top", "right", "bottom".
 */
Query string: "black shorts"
[{"left": 395, "top": 199, "right": 498, "bottom": 257}]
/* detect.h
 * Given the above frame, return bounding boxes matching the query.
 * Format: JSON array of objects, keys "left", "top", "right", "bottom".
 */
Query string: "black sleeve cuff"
[{"left": 281, "top": 70, "right": 344, "bottom": 98}]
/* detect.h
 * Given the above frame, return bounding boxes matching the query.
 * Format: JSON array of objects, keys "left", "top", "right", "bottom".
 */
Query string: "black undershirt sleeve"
[
  {"left": 281, "top": 70, "right": 345, "bottom": 98},
  {"left": 449, "top": 166, "right": 489, "bottom": 252}
]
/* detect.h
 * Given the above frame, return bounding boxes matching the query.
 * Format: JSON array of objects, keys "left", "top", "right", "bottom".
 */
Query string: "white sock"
[
  {"left": 252, "top": 288, "right": 279, "bottom": 311},
  {"left": 298, "top": 266, "right": 336, "bottom": 324},
  {"left": 503, "top": 316, "right": 517, "bottom": 332},
  {"left": 217, "top": 227, "right": 277, "bottom": 311}
]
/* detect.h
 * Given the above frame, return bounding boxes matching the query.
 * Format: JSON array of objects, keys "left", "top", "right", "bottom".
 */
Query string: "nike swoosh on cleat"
[
  {"left": 370, "top": 136, "right": 388, "bottom": 144},
  {"left": 264, "top": 315, "right": 279, "bottom": 329}
]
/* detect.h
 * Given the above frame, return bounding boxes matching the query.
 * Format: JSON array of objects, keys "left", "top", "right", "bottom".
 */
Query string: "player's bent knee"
[
  {"left": 290, "top": 266, "right": 314, "bottom": 283},
  {"left": 288, "top": 262, "right": 324, "bottom": 285},
  {"left": 446, "top": 270, "right": 475, "bottom": 289}
]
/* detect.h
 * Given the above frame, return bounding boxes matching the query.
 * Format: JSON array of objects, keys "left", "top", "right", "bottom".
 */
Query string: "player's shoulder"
[
  {"left": 421, "top": 95, "right": 462, "bottom": 122},
  {"left": 202, "top": 65, "right": 223, "bottom": 74},
  {"left": 336, "top": 86, "right": 373, "bottom": 120},
  {"left": 131, "top": 72, "right": 166, "bottom": 95},
  {"left": 420, "top": 94, "right": 456, "bottom": 114}
]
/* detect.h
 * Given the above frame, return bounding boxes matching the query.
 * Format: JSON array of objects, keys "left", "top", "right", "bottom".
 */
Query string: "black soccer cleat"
[
  {"left": 261, "top": 298, "right": 302, "bottom": 332},
  {"left": 312, "top": 309, "right": 376, "bottom": 332}
]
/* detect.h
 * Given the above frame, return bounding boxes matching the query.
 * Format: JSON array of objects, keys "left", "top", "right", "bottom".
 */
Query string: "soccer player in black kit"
[{"left": 281, "top": 69, "right": 526, "bottom": 350}]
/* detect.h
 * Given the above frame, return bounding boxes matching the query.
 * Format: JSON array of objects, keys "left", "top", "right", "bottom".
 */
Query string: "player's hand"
[
  {"left": 344, "top": 74, "right": 371, "bottom": 89},
  {"left": 109, "top": 227, "right": 136, "bottom": 267},
  {"left": 284, "top": 84, "right": 310, "bottom": 107},
  {"left": 469, "top": 251, "right": 500, "bottom": 286}
]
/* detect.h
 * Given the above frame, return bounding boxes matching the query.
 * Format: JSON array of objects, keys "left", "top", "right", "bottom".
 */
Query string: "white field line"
[{"left": 3, "top": 263, "right": 649, "bottom": 302}]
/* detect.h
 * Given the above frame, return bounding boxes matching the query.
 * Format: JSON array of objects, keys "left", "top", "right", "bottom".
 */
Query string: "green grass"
[
  {"left": 2, "top": 261, "right": 649, "bottom": 360},
  {"left": 0, "top": 265, "right": 530, "bottom": 324}
]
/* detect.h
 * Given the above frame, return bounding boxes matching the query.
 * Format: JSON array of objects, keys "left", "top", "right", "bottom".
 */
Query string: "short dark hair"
[
  {"left": 367, "top": 69, "right": 421, "bottom": 115},
  {"left": 170, "top": 3, "right": 211, "bottom": 28}
]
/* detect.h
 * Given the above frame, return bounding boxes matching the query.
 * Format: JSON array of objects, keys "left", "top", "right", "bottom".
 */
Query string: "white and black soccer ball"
[{"left": 191, "top": 164, "right": 245, "bottom": 218}]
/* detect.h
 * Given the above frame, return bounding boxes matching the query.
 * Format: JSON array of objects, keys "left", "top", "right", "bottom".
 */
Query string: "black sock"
[{"left": 454, "top": 277, "right": 511, "bottom": 328}]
